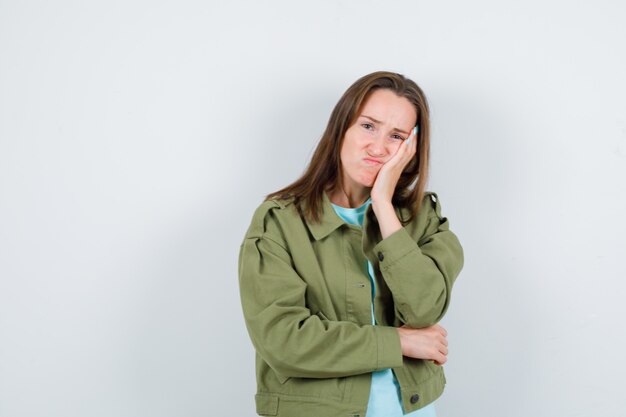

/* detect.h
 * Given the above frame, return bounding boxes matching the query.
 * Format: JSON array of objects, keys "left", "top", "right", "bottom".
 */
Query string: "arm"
[
  {"left": 238, "top": 216, "right": 403, "bottom": 380},
  {"left": 372, "top": 193, "right": 464, "bottom": 328}
]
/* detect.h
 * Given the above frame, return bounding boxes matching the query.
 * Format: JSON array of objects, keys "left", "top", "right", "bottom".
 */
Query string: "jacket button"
[
  {"left": 410, "top": 393, "right": 420, "bottom": 404},
  {"left": 377, "top": 251, "right": 384, "bottom": 261}
]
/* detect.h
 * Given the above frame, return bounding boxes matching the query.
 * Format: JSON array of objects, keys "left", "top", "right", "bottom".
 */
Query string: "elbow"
[
  {"left": 398, "top": 286, "right": 450, "bottom": 328},
  {"left": 257, "top": 342, "right": 329, "bottom": 379},
  {"left": 249, "top": 329, "right": 300, "bottom": 378},
  {"left": 252, "top": 337, "right": 299, "bottom": 378},
  {"left": 249, "top": 326, "right": 318, "bottom": 379},
  {"left": 263, "top": 353, "right": 299, "bottom": 379}
]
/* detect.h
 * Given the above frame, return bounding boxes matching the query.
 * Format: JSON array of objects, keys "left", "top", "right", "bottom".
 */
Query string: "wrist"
[
  {"left": 375, "top": 202, "right": 402, "bottom": 239},
  {"left": 371, "top": 199, "right": 393, "bottom": 212},
  {"left": 396, "top": 327, "right": 408, "bottom": 356}
]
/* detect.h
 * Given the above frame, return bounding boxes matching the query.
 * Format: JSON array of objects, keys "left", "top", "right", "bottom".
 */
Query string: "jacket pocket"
[
  {"left": 278, "top": 375, "right": 348, "bottom": 401},
  {"left": 255, "top": 393, "right": 278, "bottom": 416}
]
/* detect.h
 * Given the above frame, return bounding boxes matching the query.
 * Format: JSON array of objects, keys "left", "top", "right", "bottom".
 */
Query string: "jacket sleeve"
[
  {"left": 238, "top": 204, "right": 403, "bottom": 379},
  {"left": 373, "top": 192, "right": 464, "bottom": 328}
]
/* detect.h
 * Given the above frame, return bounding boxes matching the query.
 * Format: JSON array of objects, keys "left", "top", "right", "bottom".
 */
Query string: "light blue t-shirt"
[{"left": 331, "top": 197, "right": 436, "bottom": 417}]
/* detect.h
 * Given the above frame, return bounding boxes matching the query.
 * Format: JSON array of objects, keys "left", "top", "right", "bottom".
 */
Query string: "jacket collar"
[
  {"left": 303, "top": 191, "right": 344, "bottom": 241},
  {"left": 305, "top": 191, "right": 400, "bottom": 241}
]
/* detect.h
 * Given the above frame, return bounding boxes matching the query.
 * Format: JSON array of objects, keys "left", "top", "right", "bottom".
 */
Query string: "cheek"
[
  {"left": 389, "top": 141, "right": 402, "bottom": 153},
  {"left": 339, "top": 145, "right": 351, "bottom": 166},
  {"left": 341, "top": 137, "right": 362, "bottom": 161}
]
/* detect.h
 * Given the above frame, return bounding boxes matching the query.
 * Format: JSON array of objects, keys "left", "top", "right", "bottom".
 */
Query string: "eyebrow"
[{"left": 360, "top": 115, "right": 410, "bottom": 135}]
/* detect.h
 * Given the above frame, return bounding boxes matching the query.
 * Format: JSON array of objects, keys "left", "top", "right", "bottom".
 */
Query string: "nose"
[{"left": 367, "top": 131, "right": 386, "bottom": 156}]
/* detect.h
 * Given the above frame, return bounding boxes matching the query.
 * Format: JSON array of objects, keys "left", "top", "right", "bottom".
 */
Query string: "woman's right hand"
[{"left": 396, "top": 324, "right": 448, "bottom": 365}]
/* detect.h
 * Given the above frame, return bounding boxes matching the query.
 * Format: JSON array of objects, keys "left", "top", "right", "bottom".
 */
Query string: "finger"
[
  {"left": 431, "top": 324, "right": 445, "bottom": 335},
  {"left": 404, "top": 126, "right": 417, "bottom": 146},
  {"left": 410, "top": 126, "right": 418, "bottom": 146}
]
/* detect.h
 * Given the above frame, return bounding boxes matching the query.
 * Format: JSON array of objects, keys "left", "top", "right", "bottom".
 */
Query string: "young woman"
[{"left": 238, "top": 71, "right": 464, "bottom": 417}]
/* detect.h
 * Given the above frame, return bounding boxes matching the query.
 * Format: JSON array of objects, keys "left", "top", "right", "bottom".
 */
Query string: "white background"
[{"left": 1, "top": 1, "right": 625, "bottom": 416}]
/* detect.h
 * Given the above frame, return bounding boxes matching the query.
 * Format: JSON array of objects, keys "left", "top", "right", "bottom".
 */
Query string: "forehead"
[{"left": 358, "top": 89, "right": 417, "bottom": 127}]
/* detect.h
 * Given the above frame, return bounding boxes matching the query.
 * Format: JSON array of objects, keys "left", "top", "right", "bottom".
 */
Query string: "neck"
[{"left": 327, "top": 184, "right": 371, "bottom": 208}]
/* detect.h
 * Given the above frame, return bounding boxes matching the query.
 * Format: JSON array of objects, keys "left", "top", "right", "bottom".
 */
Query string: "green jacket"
[{"left": 238, "top": 190, "right": 464, "bottom": 417}]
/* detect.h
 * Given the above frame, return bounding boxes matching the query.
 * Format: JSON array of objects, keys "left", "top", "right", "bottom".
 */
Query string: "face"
[{"left": 339, "top": 88, "right": 417, "bottom": 191}]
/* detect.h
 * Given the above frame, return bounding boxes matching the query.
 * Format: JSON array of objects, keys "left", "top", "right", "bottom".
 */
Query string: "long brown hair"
[{"left": 265, "top": 70, "right": 431, "bottom": 225}]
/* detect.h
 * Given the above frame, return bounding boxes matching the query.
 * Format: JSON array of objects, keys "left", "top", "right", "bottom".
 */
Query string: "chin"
[
  {"left": 346, "top": 169, "right": 376, "bottom": 188},
  {"left": 357, "top": 175, "right": 376, "bottom": 188}
]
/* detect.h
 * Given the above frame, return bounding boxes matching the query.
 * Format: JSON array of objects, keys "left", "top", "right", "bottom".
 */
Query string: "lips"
[{"left": 363, "top": 158, "right": 383, "bottom": 165}]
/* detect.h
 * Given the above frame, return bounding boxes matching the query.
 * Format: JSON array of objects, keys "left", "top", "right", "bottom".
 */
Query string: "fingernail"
[
  {"left": 413, "top": 126, "right": 418, "bottom": 135},
  {"left": 406, "top": 137, "right": 411, "bottom": 145}
]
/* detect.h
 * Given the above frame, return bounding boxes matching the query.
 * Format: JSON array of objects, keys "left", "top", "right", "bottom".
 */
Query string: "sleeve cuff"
[
  {"left": 373, "top": 227, "right": 419, "bottom": 270},
  {"left": 375, "top": 326, "right": 404, "bottom": 369}
]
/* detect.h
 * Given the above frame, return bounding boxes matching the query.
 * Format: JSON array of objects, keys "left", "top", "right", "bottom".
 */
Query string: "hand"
[
  {"left": 370, "top": 126, "right": 418, "bottom": 205},
  {"left": 396, "top": 323, "right": 448, "bottom": 365}
]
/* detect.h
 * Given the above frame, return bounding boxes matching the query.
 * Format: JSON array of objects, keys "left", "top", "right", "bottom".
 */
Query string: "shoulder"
[
  {"left": 397, "top": 190, "right": 448, "bottom": 239},
  {"left": 421, "top": 191, "right": 445, "bottom": 221},
  {"left": 398, "top": 191, "right": 444, "bottom": 223},
  {"left": 244, "top": 196, "right": 298, "bottom": 240}
]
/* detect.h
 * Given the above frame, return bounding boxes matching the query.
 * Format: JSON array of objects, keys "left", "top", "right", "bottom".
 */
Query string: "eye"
[
  {"left": 361, "top": 123, "right": 374, "bottom": 130},
  {"left": 391, "top": 134, "right": 404, "bottom": 140}
]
